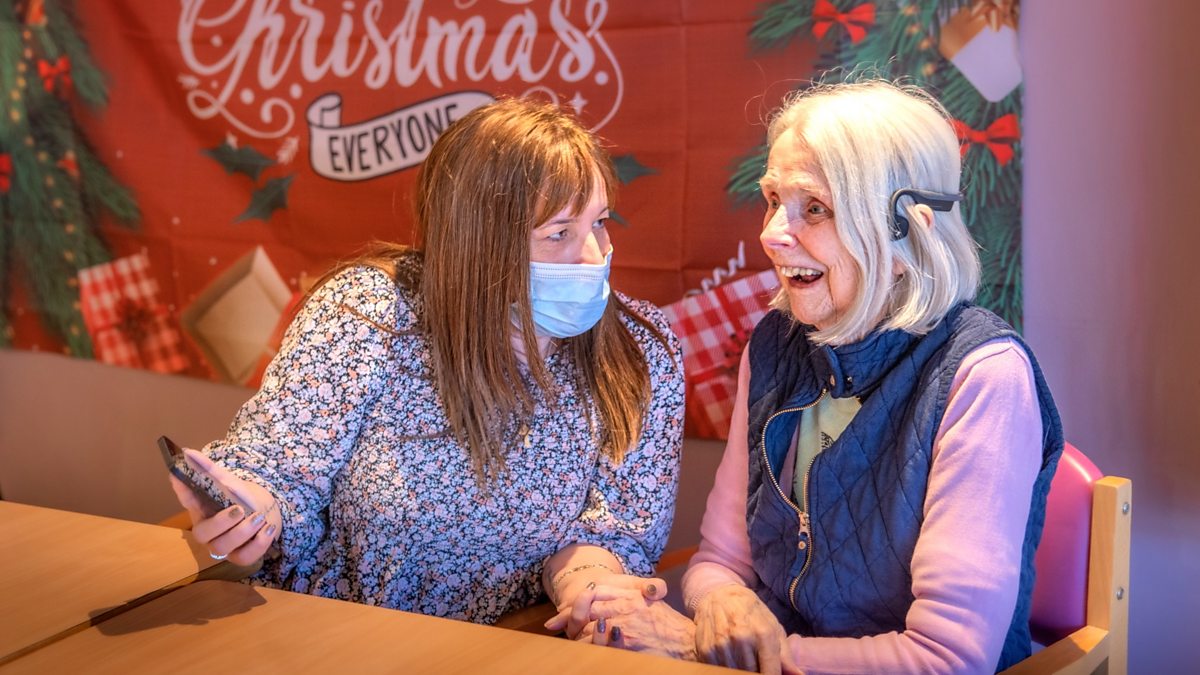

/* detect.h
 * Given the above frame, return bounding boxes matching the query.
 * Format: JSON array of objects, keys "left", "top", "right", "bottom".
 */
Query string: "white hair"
[{"left": 765, "top": 80, "right": 981, "bottom": 346}]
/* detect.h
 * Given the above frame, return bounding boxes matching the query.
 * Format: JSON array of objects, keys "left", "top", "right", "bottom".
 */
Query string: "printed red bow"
[
  {"left": 951, "top": 114, "right": 1021, "bottom": 166},
  {"left": 111, "top": 297, "right": 161, "bottom": 346},
  {"left": 38, "top": 56, "right": 71, "bottom": 94},
  {"left": 812, "top": 0, "right": 876, "bottom": 44},
  {"left": 57, "top": 150, "right": 79, "bottom": 179},
  {"left": 0, "top": 154, "right": 11, "bottom": 193}
]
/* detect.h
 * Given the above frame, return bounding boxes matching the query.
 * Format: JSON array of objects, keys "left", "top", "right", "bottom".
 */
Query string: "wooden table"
[
  {"left": 1, "top": 580, "right": 726, "bottom": 673},
  {"left": 0, "top": 501, "right": 246, "bottom": 664}
]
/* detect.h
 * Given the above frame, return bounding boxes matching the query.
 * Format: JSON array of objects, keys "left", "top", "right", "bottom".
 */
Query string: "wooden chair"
[{"left": 1001, "top": 442, "right": 1131, "bottom": 675}]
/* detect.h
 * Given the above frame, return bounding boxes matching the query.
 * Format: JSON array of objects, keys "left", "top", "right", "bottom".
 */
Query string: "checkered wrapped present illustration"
[
  {"left": 661, "top": 269, "right": 778, "bottom": 439},
  {"left": 77, "top": 252, "right": 189, "bottom": 373}
]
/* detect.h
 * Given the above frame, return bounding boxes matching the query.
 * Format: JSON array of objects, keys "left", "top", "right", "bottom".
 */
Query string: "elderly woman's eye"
[
  {"left": 807, "top": 201, "right": 830, "bottom": 216},
  {"left": 766, "top": 196, "right": 781, "bottom": 211}
]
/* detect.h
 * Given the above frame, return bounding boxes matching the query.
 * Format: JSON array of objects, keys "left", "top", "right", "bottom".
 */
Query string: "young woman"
[{"left": 170, "top": 97, "right": 684, "bottom": 625}]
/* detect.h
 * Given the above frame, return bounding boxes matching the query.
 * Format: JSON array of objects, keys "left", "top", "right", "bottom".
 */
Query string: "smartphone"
[{"left": 157, "top": 435, "right": 252, "bottom": 514}]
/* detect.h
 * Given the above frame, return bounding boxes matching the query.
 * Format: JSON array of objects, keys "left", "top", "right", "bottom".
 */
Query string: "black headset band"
[{"left": 889, "top": 188, "right": 962, "bottom": 240}]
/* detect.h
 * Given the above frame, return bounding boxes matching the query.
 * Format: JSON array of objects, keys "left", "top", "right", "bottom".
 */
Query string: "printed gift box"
[
  {"left": 939, "top": 0, "right": 1022, "bottom": 102},
  {"left": 77, "top": 251, "right": 189, "bottom": 374},
  {"left": 244, "top": 271, "right": 317, "bottom": 389},
  {"left": 180, "top": 246, "right": 293, "bottom": 385},
  {"left": 661, "top": 269, "right": 778, "bottom": 439}
]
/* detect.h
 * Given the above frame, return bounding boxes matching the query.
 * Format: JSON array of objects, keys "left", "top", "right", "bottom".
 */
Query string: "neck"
[{"left": 510, "top": 327, "right": 554, "bottom": 366}]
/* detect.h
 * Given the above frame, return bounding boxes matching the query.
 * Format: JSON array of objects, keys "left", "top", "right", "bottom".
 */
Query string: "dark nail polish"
[
  {"left": 610, "top": 626, "right": 622, "bottom": 642},
  {"left": 597, "top": 617, "right": 607, "bottom": 634},
  {"left": 646, "top": 583, "right": 658, "bottom": 596},
  {"left": 228, "top": 506, "right": 243, "bottom": 520}
]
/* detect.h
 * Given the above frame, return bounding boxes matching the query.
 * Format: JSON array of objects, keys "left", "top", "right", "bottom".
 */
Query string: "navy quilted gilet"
[{"left": 745, "top": 303, "right": 1063, "bottom": 672}]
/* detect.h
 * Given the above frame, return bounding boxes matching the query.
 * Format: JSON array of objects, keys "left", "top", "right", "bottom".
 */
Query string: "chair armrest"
[{"left": 999, "top": 626, "right": 1109, "bottom": 675}]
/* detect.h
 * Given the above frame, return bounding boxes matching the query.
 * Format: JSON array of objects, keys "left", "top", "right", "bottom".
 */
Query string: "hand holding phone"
[
  {"left": 159, "top": 436, "right": 282, "bottom": 566},
  {"left": 158, "top": 435, "right": 254, "bottom": 515}
]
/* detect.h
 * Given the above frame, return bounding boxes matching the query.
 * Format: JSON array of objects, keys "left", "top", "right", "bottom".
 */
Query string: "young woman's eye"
[
  {"left": 593, "top": 217, "right": 609, "bottom": 230},
  {"left": 546, "top": 229, "right": 568, "bottom": 242}
]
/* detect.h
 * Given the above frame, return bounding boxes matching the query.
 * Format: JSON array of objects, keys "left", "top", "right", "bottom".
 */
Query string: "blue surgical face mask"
[{"left": 525, "top": 250, "right": 612, "bottom": 338}]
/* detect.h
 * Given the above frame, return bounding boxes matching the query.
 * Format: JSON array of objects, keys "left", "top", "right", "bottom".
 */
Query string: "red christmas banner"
[{"left": 1, "top": 1, "right": 1024, "bottom": 439}]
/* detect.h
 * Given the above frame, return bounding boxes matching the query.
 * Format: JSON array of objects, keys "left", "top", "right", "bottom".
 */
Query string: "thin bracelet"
[{"left": 550, "top": 562, "right": 617, "bottom": 595}]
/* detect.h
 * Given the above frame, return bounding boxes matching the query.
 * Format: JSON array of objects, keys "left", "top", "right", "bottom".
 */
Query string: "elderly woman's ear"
[{"left": 912, "top": 203, "right": 935, "bottom": 230}]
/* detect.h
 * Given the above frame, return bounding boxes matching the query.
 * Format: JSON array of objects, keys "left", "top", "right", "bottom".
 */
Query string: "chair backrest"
[
  {"left": 1029, "top": 441, "right": 1103, "bottom": 644},
  {"left": 1004, "top": 441, "right": 1131, "bottom": 675}
]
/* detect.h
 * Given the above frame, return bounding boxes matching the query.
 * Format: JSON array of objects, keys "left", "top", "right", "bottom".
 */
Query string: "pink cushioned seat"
[{"left": 1029, "top": 442, "right": 1102, "bottom": 645}]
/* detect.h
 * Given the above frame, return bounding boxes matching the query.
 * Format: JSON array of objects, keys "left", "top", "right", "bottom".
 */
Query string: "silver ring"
[{"left": 209, "top": 551, "right": 228, "bottom": 560}]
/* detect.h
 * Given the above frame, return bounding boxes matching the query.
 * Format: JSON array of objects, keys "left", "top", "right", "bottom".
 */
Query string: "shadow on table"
[{"left": 89, "top": 581, "right": 266, "bottom": 636}]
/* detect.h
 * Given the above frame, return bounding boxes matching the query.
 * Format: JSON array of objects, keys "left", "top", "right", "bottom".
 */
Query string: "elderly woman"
[
  {"left": 554, "top": 81, "right": 1063, "bottom": 674},
  {"left": 169, "top": 97, "right": 684, "bottom": 625}
]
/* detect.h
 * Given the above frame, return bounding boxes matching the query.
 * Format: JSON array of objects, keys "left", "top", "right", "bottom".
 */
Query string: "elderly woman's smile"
[{"left": 778, "top": 266, "right": 824, "bottom": 283}]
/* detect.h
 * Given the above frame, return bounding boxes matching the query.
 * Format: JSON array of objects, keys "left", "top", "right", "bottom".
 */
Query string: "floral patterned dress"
[{"left": 203, "top": 262, "right": 684, "bottom": 623}]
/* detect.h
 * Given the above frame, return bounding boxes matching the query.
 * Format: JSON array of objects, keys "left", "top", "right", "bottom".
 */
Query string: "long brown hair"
[{"left": 322, "top": 98, "right": 667, "bottom": 481}]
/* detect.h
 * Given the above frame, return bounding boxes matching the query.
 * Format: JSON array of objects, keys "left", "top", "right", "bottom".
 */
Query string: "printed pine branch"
[
  {"left": 0, "top": 7, "right": 23, "bottom": 127},
  {"left": 845, "top": 4, "right": 936, "bottom": 80},
  {"left": 0, "top": 0, "right": 140, "bottom": 356},
  {"left": 726, "top": 143, "right": 770, "bottom": 207},
  {"left": 751, "top": 0, "right": 812, "bottom": 51},
  {"left": 41, "top": 0, "right": 108, "bottom": 107}
]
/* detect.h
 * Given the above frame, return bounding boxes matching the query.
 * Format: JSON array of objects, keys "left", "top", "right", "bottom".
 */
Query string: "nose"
[
  {"left": 579, "top": 229, "right": 609, "bottom": 265},
  {"left": 760, "top": 206, "right": 796, "bottom": 250}
]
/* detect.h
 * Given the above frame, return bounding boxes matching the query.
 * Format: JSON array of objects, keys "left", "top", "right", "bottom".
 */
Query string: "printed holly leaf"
[
  {"left": 612, "top": 154, "right": 657, "bottom": 185},
  {"left": 235, "top": 175, "right": 293, "bottom": 223},
  {"left": 204, "top": 141, "right": 275, "bottom": 181}
]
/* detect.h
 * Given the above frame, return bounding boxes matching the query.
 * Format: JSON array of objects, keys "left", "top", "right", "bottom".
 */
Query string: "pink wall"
[{"left": 1022, "top": 0, "right": 1200, "bottom": 669}]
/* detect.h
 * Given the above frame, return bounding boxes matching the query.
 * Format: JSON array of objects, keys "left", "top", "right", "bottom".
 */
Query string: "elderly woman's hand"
[
  {"left": 693, "top": 584, "right": 791, "bottom": 674},
  {"left": 548, "top": 579, "right": 697, "bottom": 660},
  {"left": 588, "top": 594, "right": 698, "bottom": 660},
  {"left": 544, "top": 573, "right": 666, "bottom": 638}
]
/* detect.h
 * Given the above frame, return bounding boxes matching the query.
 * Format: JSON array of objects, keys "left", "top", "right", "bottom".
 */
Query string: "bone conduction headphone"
[{"left": 888, "top": 188, "right": 962, "bottom": 240}]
